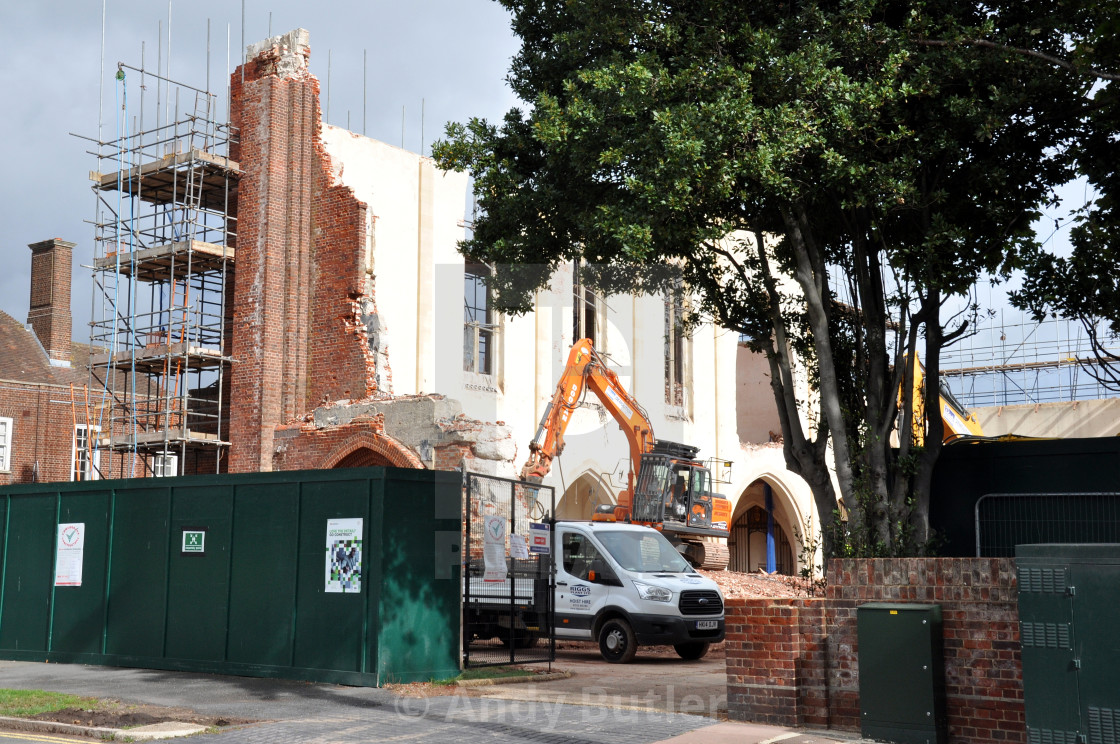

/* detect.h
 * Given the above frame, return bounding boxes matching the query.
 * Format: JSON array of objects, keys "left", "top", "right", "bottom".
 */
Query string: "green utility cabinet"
[
  {"left": 858, "top": 603, "right": 947, "bottom": 744},
  {"left": 1017, "top": 544, "right": 1120, "bottom": 744}
]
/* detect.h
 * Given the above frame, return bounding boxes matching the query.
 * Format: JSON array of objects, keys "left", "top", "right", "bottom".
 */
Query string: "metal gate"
[{"left": 462, "top": 473, "right": 555, "bottom": 668}]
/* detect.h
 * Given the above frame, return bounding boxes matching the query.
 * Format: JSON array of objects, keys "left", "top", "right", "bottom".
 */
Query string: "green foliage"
[
  {"left": 1010, "top": 0, "right": 1120, "bottom": 387},
  {"left": 0, "top": 689, "right": 102, "bottom": 717},
  {"left": 434, "top": 0, "right": 1106, "bottom": 558}
]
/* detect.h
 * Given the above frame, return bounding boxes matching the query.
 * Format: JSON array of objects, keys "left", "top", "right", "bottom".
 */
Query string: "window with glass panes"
[
  {"left": 0, "top": 417, "right": 11, "bottom": 471},
  {"left": 72, "top": 425, "right": 100, "bottom": 481},
  {"left": 664, "top": 282, "right": 691, "bottom": 407},
  {"left": 464, "top": 263, "right": 494, "bottom": 375}
]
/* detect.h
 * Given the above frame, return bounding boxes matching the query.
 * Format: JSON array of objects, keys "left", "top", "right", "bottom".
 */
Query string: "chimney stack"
[{"left": 26, "top": 238, "right": 74, "bottom": 364}]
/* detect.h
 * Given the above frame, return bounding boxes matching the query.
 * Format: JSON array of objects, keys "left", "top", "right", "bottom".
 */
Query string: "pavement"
[{"left": 0, "top": 657, "right": 863, "bottom": 744}]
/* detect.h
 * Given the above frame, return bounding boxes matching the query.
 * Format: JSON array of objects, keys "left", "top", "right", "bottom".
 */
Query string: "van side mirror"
[{"left": 588, "top": 569, "right": 623, "bottom": 587}]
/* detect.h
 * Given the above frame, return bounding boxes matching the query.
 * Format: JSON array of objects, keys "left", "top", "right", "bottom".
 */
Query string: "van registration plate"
[{"left": 696, "top": 620, "right": 718, "bottom": 630}]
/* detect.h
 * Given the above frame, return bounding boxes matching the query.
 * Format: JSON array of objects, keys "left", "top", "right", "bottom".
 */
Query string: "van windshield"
[{"left": 596, "top": 530, "right": 692, "bottom": 573}]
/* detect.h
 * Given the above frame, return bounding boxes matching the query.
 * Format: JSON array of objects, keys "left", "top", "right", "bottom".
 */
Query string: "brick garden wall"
[{"left": 726, "top": 558, "right": 1022, "bottom": 744}]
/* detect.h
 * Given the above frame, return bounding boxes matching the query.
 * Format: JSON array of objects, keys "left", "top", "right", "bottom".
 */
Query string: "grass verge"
[{"left": 0, "top": 689, "right": 104, "bottom": 717}]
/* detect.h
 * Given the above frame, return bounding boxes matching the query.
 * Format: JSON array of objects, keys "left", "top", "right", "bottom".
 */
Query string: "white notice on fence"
[
  {"left": 483, "top": 515, "right": 507, "bottom": 582},
  {"left": 509, "top": 534, "right": 529, "bottom": 560},
  {"left": 55, "top": 523, "right": 85, "bottom": 587},
  {"left": 325, "top": 518, "right": 363, "bottom": 593}
]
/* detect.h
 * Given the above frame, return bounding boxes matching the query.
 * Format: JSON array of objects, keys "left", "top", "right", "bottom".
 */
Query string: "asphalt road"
[
  {"left": 0, "top": 647, "right": 854, "bottom": 744},
  {"left": 469, "top": 642, "right": 730, "bottom": 717},
  {"left": 0, "top": 658, "right": 723, "bottom": 744}
]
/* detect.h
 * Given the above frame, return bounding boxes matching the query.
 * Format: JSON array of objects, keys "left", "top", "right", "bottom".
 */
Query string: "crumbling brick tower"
[
  {"left": 228, "top": 30, "right": 394, "bottom": 472},
  {"left": 225, "top": 29, "right": 518, "bottom": 477}
]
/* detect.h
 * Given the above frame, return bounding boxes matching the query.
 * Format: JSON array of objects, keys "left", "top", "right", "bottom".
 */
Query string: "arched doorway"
[
  {"left": 320, "top": 431, "right": 423, "bottom": 470},
  {"left": 332, "top": 447, "right": 394, "bottom": 468},
  {"left": 556, "top": 472, "right": 615, "bottom": 520},
  {"left": 728, "top": 478, "right": 800, "bottom": 575},
  {"left": 729, "top": 506, "right": 795, "bottom": 574}
]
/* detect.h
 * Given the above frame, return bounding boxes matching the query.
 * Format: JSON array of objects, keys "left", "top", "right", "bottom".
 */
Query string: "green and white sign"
[{"left": 182, "top": 529, "right": 206, "bottom": 554}]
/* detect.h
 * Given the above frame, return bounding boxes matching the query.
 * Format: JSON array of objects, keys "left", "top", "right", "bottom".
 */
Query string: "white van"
[{"left": 467, "top": 521, "right": 726, "bottom": 663}]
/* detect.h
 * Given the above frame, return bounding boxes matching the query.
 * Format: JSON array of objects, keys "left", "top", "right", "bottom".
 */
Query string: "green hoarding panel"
[
  {"left": 0, "top": 467, "right": 463, "bottom": 687},
  {"left": 165, "top": 484, "right": 234, "bottom": 662},
  {"left": 0, "top": 493, "right": 55, "bottom": 653},
  {"left": 227, "top": 483, "right": 299, "bottom": 667},
  {"left": 105, "top": 487, "right": 171, "bottom": 658},
  {"left": 377, "top": 470, "right": 461, "bottom": 683},
  {"left": 292, "top": 477, "right": 370, "bottom": 674},
  {"left": 931, "top": 437, "right": 1120, "bottom": 556},
  {"left": 50, "top": 490, "right": 111, "bottom": 655}
]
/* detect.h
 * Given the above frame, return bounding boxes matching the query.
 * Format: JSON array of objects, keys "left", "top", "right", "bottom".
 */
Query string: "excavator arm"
[
  {"left": 905, "top": 355, "right": 984, "bottom": 445},
  {"left": 521, "top": 338, "right": 655, "bottom": 510}
]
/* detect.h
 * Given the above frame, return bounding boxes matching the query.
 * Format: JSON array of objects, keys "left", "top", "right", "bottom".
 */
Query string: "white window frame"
[
  {"left": 0, "top": 417, "right": 12, "bottom": 472},
  {"left": 152, "top": 452, "right": 179, "bottom": 478},
  {"left": 664, "top": 283, "right": 693, "bottom": 413},
  {"left": 72, "top": 424, "right": 101, "bottom": 482},
  {"left": 573, "top": 261, "right": 608, "bottom": 352},
  {"left": 464, "top": 262, "right": 501, "bottom": 380}
]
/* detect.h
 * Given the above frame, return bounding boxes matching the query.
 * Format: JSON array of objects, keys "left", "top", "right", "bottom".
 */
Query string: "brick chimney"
[{"left": 26, "top": 238, "right": 74, "bottom": 364}]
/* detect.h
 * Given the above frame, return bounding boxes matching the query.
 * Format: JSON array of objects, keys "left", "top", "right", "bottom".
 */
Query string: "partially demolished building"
[{"left": 4, "top": 29, "right": 818, "bottom": 576}]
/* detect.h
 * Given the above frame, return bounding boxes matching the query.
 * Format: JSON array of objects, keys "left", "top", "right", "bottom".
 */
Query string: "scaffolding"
[
  {"left": 941, "top": 312, "right": 1120, "bottom": 408},
  {"left": 87, "top": 63, "right": 237, "bottom": 477}
]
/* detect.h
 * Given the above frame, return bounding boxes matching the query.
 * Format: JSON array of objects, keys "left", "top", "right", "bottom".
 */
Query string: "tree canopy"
[
  {"left": 433, "top": 0, "right": 1112, "bottom": 558},
  {"left": 1011, "top": 2, "right": 1120, "bottom": 388}
]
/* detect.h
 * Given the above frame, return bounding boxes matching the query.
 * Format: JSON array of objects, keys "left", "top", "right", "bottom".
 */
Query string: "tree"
[
  {"left": 434, "top": 0, "right": 1092, "bottom": 558},
  {"left": 1011, "top": 4, "right": 1120, "bottom": 388}
]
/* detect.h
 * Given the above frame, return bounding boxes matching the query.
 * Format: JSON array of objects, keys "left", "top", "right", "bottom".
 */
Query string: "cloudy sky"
[
  {"left": 0, "top": 1, "right": 1081, "bottom": 345},
  {"left": 0, "top": 0, "right": 520, "bottom": 335}
]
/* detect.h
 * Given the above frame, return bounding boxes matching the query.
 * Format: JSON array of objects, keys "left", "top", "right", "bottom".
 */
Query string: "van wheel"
[
  {"left": 598, "top": 619, "right": 637, "bottom": 663},
  {"left": 673, "top": 641, "right": 710, "bottom": 660}
]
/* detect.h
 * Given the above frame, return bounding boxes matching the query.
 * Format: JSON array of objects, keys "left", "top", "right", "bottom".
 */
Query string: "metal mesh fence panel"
[
  {"left": 463, "top": 473, "right": 556, "bottom": 667},
  {"left": 975, "top": 492, "right": 1120, "bottom": 557}
]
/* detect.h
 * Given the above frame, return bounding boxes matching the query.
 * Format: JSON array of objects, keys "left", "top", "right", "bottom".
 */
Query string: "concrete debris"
[
  {"left": 246, "top": 28, "right": 310, "bottom": 78},
  {"left": 470, "top": 438, "right": 516, "bottom": 462}
]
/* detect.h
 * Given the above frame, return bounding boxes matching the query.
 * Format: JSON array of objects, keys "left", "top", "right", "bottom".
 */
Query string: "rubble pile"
[{"left": 696, "top": 568, "right": 823, "bottom": 599}]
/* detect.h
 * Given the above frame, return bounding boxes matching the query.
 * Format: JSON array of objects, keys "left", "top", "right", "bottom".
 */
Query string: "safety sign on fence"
[{"left": 55, "top": 522, "right": 85, "bottom": 587}]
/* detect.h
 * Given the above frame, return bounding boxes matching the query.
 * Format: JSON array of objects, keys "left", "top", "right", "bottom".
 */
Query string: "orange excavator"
[{"left": 522, "top": 338, "right": 732, "bottom": 569}]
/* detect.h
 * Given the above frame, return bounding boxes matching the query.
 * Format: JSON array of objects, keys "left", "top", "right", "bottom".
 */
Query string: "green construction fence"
[{"left": 0, "top": 466, "right": 463, "bottom": 686}]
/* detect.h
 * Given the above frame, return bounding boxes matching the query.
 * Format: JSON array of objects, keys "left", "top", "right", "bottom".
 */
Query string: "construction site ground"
[{"left": 397, "top": 568, "right": 820, "bottom": 719}]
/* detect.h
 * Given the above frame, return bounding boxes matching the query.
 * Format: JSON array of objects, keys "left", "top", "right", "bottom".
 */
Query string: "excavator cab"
[{"left": 629, "top": 441, "right": 717, "bottom": 532}]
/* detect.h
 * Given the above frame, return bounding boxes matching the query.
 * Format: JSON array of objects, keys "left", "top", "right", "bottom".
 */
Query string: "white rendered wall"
[{"left": 321, "top": 126, "right": 818, "bottom": 570}]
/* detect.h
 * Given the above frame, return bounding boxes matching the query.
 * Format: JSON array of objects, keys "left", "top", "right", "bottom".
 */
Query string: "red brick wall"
[
  {"left": 228, "top": 50, "right": 314, "bottom": 472},
  {"left": 228, "top": 37, "right": 383, "bottom": 472},
  {"left": 726, "top": 558, "right": 1023, "bottom": 744},
  {"left": 0, "top": 382, "right": 135, "bottom": 485},
  {"left": 309, "top": 184, "right": 378, "bottom": 406},
  {"left": 271, "top": 418, "right": 422, "bottom": 471}
]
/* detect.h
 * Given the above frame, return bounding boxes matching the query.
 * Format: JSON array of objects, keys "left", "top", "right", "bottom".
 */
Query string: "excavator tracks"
[{"left": 684, "top": 541, "right": 730, "bottom": 571}]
